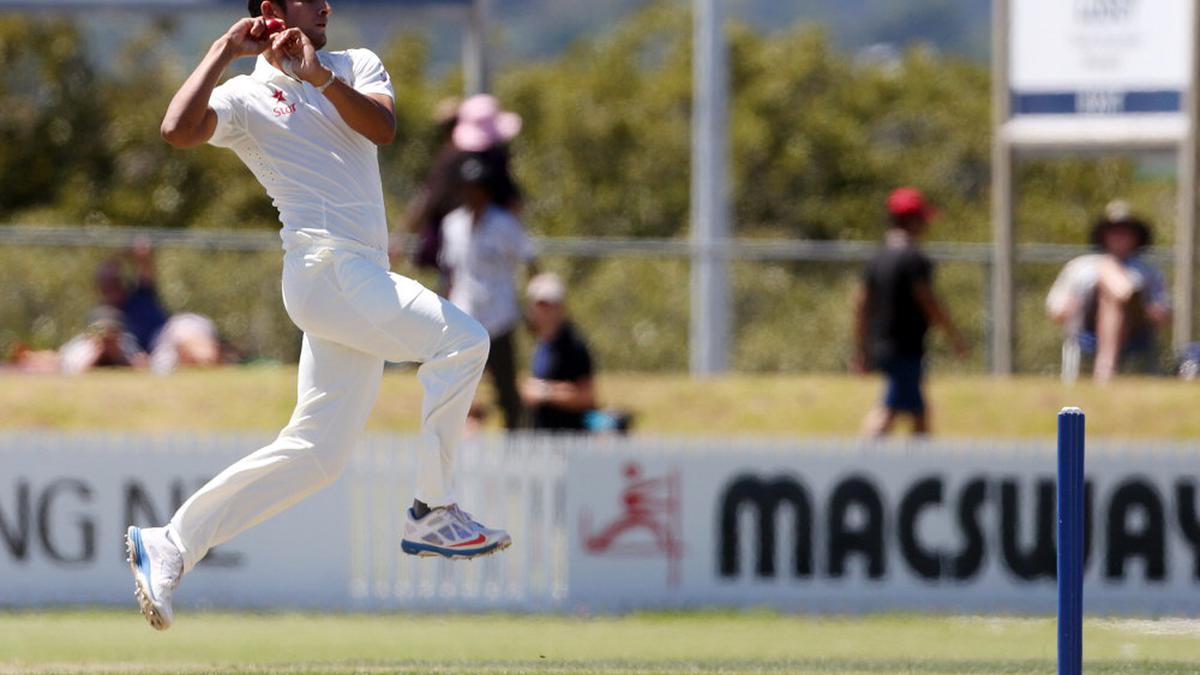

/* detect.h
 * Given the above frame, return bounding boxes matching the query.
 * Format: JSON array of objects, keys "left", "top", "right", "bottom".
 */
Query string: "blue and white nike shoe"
[
  {"left": 125, "top": 526, "right": 183, "bottom": 631},
  {"left": 401, "top": 505, "right": 512, "bottom": 559}
]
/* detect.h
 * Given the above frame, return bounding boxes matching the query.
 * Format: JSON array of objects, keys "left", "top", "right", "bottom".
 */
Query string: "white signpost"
[{"left": 992, "top": 0, "right": 1200, "bottom": 373}]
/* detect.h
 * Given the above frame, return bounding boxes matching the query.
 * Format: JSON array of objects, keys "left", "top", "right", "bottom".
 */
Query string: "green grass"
[
  {"left": 0, "top": 611, "right": 1198, "bottom": 674},
  {"left": 1, "top": 369, "right": 1199, "bottom": 439}
]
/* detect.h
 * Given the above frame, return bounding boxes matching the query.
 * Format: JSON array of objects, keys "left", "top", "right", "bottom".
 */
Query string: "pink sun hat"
[{"left": 452, "top": 94, "right": 523, "bottom": 152}]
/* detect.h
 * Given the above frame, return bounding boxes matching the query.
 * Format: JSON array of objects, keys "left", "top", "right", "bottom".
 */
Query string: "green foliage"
[{"left": 0, "top": 6, "right": 1179, "bottom": 372}]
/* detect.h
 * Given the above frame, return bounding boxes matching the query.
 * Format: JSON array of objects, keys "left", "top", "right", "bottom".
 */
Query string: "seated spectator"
[
  {"left": 522, "top": 273, "right": 597, "bottom": 432},
  {"left": 95, "top": 237, "right": 170, "bottom": 354},
  {"left": 59, "top": 306, "right": 147, "bottom": 375},
  {"left": 7, "top": 342, "right": 61, "bottom": 374},
  {"left": 149, "top": 313, "right": 223, "bottom": 375},
  {"left": 93, "top": 237, "right": 231, "bottom": 374},
  {"left": 1046, "top": 201, "right": 1170, "bottom": 382}
]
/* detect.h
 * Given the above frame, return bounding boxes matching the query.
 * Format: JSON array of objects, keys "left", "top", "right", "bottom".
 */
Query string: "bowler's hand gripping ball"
[{"left": 261, "top": 19, "right": 299, "bottom": 81}]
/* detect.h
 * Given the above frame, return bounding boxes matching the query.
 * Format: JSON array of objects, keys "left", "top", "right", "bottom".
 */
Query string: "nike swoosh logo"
[{"left": 451, "top": 534, "right": 487, "bottom": 548}]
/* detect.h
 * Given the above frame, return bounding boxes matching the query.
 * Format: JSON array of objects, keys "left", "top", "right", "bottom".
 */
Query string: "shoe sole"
[
  {"left": 400, "top": 537, "right": 513, "bottom": 559},
  {"left": 125, "top": 527, "right": 170, "bottom": 631}
]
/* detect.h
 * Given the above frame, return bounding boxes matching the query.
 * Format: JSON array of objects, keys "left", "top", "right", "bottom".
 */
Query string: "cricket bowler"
[{"left": 124, "top": 0, "right": 510, "bottom": 631}]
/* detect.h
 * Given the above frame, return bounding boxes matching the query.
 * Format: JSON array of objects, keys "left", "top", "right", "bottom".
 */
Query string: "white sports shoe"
[
  {"left": 401, "top": 504, "right": 512, "bottom": 559},
  {"left": 125, "top": 526, "right": 183, "bottom": 631}
]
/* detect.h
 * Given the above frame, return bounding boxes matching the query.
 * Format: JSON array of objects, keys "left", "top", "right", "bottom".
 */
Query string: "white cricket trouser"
[{"left": 167, "top": 238, "right": 489, "bottom": 574}]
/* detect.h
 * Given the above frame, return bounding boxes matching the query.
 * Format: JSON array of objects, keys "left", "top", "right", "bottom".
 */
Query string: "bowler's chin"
[{"left": 306, "top": 30, "right": 327, "bottom": 50}]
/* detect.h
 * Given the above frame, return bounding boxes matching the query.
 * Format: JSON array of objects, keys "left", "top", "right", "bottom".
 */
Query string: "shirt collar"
[
  {"left": 885, "top": 228, "right": 913, "bottom": 249},
  {"left": 251, "top": 55, "right": 287, "bottom": 83},
  {"left": 251, "top": 53, "right": 329, "bottom": 84}
]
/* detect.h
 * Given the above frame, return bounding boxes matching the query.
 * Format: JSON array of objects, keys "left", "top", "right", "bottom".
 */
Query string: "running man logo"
[{"left": 579, "top": 462, "right": 683, "bottom": 586}]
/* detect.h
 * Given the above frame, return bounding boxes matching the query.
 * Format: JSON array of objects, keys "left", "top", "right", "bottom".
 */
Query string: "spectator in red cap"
[{"left": 852, "top": 188, "right": 969, "bottom": 437}]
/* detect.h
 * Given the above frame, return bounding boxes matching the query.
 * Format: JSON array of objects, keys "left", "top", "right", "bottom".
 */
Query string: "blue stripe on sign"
[{"left": 1012, "top": 90, "right": 1183, "bottom": 115}]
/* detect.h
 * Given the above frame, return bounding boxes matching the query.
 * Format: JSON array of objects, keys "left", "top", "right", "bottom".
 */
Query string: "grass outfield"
[
  {"left": 1, "top": 368, "right": 1198, "bottom": 439},
  {"left": 1, "top": 611, "right": 1199, "bottom": 674}
]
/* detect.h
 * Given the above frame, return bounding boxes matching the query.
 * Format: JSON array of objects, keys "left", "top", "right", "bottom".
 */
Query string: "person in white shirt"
[
  {"left": 1046, "top": 201, "right": 1170, "bottom": 381},
  {"left": 441, "top": 156, "right": 537, "bottom": 430},
  {"left": 123, "top": 0, "right": 510, "bottom": 633}
]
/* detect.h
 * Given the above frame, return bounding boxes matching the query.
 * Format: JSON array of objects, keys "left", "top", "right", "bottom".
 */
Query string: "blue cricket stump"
[{"left": 1057, "top": 407, "right": 1085, "bottom": 675}]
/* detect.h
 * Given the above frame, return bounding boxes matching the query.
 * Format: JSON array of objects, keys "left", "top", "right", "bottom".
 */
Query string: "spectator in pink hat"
[
  {"left": 454, "top": 95, "right": 523, "bottom": 214},
  {"left": 402, "top": 95, "right": 523, "bottom": 286},
  {"left": 452, "top": 94, "right": 522, "bottom": 152}
]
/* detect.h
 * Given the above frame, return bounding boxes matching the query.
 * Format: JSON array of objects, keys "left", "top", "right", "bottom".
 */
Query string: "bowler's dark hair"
[{"left": 248, "top": 1, "right": 282, "bottom": 17}]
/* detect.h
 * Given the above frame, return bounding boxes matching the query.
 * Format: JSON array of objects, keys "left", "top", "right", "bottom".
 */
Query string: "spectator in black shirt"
[
  {"left": 853, "top": 188, "right": 968, "bottom": 437},
  {"left": 522, "top": 273, "right": 596, "bottom": 431}
]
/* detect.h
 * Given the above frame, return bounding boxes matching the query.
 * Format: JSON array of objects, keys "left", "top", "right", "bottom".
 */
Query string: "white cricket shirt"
[
  {"left": 440, "top": 205, "right": 535, "bottom": 337},
  {"left": 207, "top": 50, "right": 395, "bottom": 252}
]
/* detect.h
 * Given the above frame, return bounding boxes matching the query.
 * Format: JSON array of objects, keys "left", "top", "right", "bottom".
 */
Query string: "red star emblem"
[{"left": 271, "top": 89, "right": 287, "bottom": 103}]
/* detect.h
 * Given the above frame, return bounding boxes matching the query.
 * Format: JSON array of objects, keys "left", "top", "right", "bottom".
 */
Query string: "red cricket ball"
[{"left": 264, "top": 18, "right": 286, "bottom": 35}]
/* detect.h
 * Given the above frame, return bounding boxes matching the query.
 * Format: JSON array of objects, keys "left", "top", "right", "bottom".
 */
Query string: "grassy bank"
[{"left": 1, "top": 369, "right": 1196, "bottom": 439}]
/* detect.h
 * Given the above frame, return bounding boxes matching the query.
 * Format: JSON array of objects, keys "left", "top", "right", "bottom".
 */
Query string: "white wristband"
[{"left": 314, "top": 69, "right": 337, "bottom": 94}]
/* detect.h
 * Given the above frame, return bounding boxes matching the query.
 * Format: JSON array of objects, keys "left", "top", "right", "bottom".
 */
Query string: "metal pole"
[
  {"left": 463, "top": 0, "right": 490, "bottom": 95},
  {"left": 1174, "top": 4, "right": 1200, "bottom": 353},
  {"left": 689, "top": 0, "right": 731, "bottom": 376},
  {"left": 990, "top": 0, "right": 1015, "bottom": 374}
]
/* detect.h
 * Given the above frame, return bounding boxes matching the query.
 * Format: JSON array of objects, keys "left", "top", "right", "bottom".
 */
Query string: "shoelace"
[{"left": 445, "top": 505, "right": 484, "bottom": 533}]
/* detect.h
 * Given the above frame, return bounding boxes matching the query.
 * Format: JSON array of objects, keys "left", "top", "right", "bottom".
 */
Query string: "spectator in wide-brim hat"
[
  {"left": 1090, "top": 200, "right": 1153, "bottom": 251},
  {"left": 1047, "top": 200, "right": 1171, "bottom": 381}
]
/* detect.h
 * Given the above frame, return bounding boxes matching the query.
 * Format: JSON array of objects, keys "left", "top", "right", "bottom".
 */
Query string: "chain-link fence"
[{"left": 0, "top": 225, "right": 1181, "bottom": 374}]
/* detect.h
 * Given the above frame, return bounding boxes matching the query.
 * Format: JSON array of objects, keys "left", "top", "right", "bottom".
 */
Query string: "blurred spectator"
[
  {"left": 95, "top": 237, "right": 170, "bottom": 353},
  {"left": 402, "top": 97, "right": 463, "bottom": 275},
  {"left": 59, "top": 306, "right": 148, "bottom": 374},
  {"left": 149, "top": 313, "right": 223, "bottom": 375},
  {"left": 853, "top": 188, "right": 968, "bottom": 437},
  {"left": 92, "top": 237, "right": 231, "bottom": 375},
  {"left": 522, "top": 273, "right": 597, "bottom": 432},
  {"left": 8, "top": 342, "right": 61, "bottom": 373},
  {"left": 403, "top": 95, "right": 523, "bottom": 286},
  {"left": 1046, "top": 200, "right": 1170, "bottom": 382},
  {"left": 441, "top": 156, "right": 538, "bottom": 430}
]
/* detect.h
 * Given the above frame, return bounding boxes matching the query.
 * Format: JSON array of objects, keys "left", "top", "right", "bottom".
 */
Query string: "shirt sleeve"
[
  {"left": 1140, "top": 260, "right": 1171, "bottom": 309},
  {"left": 438, "top": 209, "right": 468, "bottom": 271},
  {"left": 571, "top": 341, "right": 594, "bottom": 380},
  {"left": 503, "top": 213, "right": 535, "bottom": 263},
  {"left": 1046, "top": 256, "right": 1095, "bottom": 317},
  {"left": 1046, "top": 263, "right": 1075, "bottom": 316},
  {"left": 347, "top": 48, "right": 395, "bottom": 100},
  {"left": 207, "top": 80, "right": 245, "bottom": 149}
]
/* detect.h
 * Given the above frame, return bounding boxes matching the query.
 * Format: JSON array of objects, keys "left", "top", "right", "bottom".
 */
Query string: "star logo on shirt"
[{"left": 271, "top": 89, "right": 287, "bottom": 103}]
